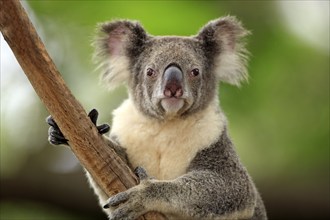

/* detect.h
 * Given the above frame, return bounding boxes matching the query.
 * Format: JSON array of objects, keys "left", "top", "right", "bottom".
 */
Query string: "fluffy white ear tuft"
[
  {"left": 93, "top": 20, "right": 148, "bottom": 90},
  {"left": 197, "top": 16, "right": 250, "bottom": 86},
  {"left": 96, "top": 56, "right": 130, "bottom": 90}
]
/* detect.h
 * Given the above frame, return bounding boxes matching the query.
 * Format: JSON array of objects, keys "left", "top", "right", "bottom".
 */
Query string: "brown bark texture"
[{"left": 0, "top": 0, "right": 163, "bottom": 219}]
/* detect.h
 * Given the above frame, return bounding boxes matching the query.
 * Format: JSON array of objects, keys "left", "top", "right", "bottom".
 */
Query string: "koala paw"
[
  {"left": 104, "top": 187, "right": 146, "bottom": 220},
  {"left": 46, "top": 109, "right": 110, "bottom": 146},
  {"left": 87, "top": 109, "right": 110, "bottom": 135},
  {"left": 46, "top": 115, "right": 68, "bottom": 145},
  {"left": 134, "top": 166, "right": 152, "bottom": 182},
  {"left": 104, "top": 167, "right": 152, "bottom": 220}
]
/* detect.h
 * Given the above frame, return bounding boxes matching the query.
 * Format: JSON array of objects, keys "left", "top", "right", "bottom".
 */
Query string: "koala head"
[{"left": 94, "top": 16, "right": 249, "bottom": 120}]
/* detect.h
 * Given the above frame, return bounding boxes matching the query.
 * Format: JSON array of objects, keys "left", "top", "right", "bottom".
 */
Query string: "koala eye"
[
  {"left": 146, "top": 68, "right": 155, "bottom": 77},
  {"left": 190, "top": 68, "right": 200, "bottom": 77}
]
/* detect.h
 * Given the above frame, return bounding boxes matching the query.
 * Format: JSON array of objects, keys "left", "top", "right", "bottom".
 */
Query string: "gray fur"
[{"left": 91, "top": 16, "right": 267, "bottom": 220}]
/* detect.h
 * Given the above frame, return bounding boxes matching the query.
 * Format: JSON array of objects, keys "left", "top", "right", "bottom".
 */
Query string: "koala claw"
[
  {"left": 47, "top": 116, "right": 68, "bottom": 145},
  {"left": 104, "top": 191, "right": 129, "bottom": 208},
  {"left": 46, "top": 109, "right": 110, "bottom": 146},
  {"left": 88, "top": 109, "right": 110, "bottom": 135},
  {"left": 88, "top": 108, "right": 99, "bottom": 125},
  {"left": 48, "top": 126, "right": 68, "bottom": 145},
  {"left": 134, "top": 166, "right": 149, "bottom": 181},
  {"left": 103, "top": 168, "right": 153, "bottom": 219},
  {"left": 104, "top": 184, "right": 148, "bottom": 220},
  {"left": 96, "top": 124, "right": 110, "bottom": 135}
]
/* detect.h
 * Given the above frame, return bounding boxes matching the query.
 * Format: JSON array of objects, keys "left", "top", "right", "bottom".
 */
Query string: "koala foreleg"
[{"left": 104, "top": 168, "right": 255, "bottom": 220}]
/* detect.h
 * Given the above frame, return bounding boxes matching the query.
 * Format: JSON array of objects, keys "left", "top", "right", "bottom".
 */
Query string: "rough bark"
[{"left": 0, "top": 0, "right": 163, "bottom": 219}]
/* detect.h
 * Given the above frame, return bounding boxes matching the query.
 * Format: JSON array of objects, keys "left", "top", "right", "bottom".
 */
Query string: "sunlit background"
[{"left": 1, "top": 1, "right": 329, "bottom": 219}]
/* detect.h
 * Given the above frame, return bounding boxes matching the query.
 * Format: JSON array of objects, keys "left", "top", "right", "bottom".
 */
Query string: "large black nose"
[{"left": 163, "top": 65, "right": 183, "bottom": 98}]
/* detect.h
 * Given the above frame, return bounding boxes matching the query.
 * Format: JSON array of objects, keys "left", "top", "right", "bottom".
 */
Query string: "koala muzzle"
[{"left": 163, "top": 65, "right": 183, "bottom": 98}]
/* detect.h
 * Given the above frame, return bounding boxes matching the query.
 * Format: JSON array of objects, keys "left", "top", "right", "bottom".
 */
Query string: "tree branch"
[{"left": 0, "top": 0, "right": 163, "bottom": 219}]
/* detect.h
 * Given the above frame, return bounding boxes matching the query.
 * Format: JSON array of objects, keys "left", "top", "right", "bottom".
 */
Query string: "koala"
[{"left": 47, "top": 16, "right": 267, "bottom": 220}]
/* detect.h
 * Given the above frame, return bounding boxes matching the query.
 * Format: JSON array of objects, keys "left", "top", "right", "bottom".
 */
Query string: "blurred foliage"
[
  {"left": 1, "top": 1, "right": 329, "bottom": 220},
  {"left": 1, "top": 201, "right": 82, "bottom": 220}
]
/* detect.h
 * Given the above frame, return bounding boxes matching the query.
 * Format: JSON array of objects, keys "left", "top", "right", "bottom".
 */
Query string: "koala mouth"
[{"left": 160, "top": 97, "right": 185, "bottom": 115}]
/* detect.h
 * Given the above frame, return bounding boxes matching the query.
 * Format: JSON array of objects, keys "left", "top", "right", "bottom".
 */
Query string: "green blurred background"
[{"left": 1, "top": 1, "right": 329, "bottom": 219}]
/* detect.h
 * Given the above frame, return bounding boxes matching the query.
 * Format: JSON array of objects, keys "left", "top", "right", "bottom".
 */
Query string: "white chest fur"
[{"left": 110, "top": 99, "right": 226, "bottom": 180}]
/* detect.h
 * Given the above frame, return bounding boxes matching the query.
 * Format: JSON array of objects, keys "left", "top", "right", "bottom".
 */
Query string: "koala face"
[
  {"left": 129, "top": 37, "right": 217, "bottom": 119},
  {"left": 94, "top": 17, "right": 249, "bottom": 120}
]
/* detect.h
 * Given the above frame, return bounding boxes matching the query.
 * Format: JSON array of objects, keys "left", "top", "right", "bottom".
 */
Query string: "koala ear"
[
  {"left": 93, "top": 20, "right": 148, "bottom": 89},
  {"left": 197, "top": 16, "right": 250, "bottom": 86}
]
